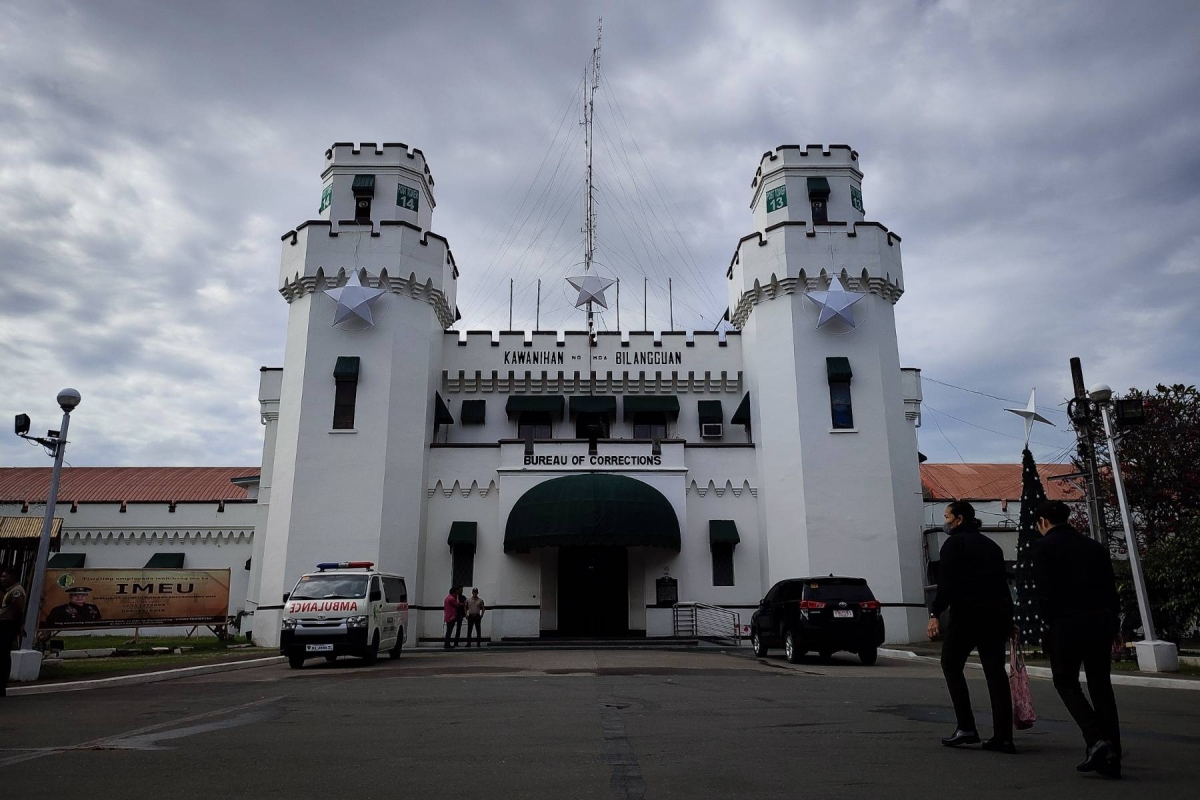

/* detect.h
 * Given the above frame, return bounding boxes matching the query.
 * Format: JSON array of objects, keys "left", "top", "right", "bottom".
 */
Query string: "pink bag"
[{"left": 1009, "top": 635, "right": 1037, "bottom": 730}]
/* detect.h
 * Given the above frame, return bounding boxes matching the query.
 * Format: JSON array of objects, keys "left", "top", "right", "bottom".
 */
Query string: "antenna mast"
[{"left": 583, "top": 17, "right": 602, "bottom": 339}]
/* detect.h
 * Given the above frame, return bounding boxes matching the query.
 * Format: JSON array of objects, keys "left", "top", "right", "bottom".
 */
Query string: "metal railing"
[{"left": 673, "top": 602, "right": 741, "bottom": 644}]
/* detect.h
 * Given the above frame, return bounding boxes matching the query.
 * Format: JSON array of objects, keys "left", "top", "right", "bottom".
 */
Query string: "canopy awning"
[
  {"left": 709, "top": 520, "right": 741, "bottom": 546},
  {"left": 333, "top": 356, "right": 360, "bottom": 379},
  {"left": 0, "top": 516, "right": 62, "bottom": 542},
  {"left": 697, "top": 400, "right": 723, "bottom": 425},
  {"left": 145, "top": 552, "right": 185, "bottom": 569},
  {"left": 569, "top": 395, "right": 617, "bottom": 416},
  {"left": 460, "top": 399, "right": 486, "bottom": 425},
  {"left": 826, "top": 356, "right": 853, "bottom": 381},
  {"left": 807, "top": 176, "right": 831, "bottom": 198},
  {"left": 505, "top": 396, "right": 565, "bottom": 418},
  {"left": 731, "top": 393, "right": 752, "bottom": 426},
  {"left": 351, "top": 174, "right": 376, "bottom": 196},
  {"left": 622, "top": 395, "right": 680, "bottom": 421},
  {"left": 47, "top": 552, "right": 86, "bottom": 568},
  {"left": 448, "top": 521, "right": 478, "bottom": 549},
  {"left": 435, "top": 392, "right": 454, "bottom": 425},
  {"left": 504, "top": 473, "right": 681, "bottom": 553}
]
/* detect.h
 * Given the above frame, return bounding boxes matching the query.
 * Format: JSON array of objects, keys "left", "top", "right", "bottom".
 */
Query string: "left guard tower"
[{"left": 248, "top": 143, "right": 457, "bottom": 646}]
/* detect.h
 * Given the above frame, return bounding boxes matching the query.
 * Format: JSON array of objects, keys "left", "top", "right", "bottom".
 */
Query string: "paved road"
[{"left": 2, "top": 648, "right": 1198, "bottom": 799}]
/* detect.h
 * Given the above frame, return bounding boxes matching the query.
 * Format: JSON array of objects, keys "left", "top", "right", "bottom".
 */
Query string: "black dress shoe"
[
  {"left": 982, "top": 738, "right": 1016, "bottom": 754},
  {"left": 941, "top": 729, "right": 981, "bottom": 747},
  {"left": 1077, "top": 741, "right": 1112, "bottom": 772}
]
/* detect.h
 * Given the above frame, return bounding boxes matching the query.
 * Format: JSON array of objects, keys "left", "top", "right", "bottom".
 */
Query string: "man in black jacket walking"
[
  {"left": 1033, "top": 500, "right": 1123, "bottom": 777},
  {"left": 928, "top": 501, "right": 1015, "bottom": 752}
]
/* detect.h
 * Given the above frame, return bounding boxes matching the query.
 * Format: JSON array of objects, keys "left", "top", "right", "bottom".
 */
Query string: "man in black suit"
[
  {"left": 1033, "top": 500, "right": 1123, "bottom": 778},
  {"left": 928, "top": 500, "right": 1015, "bottom": 753}
]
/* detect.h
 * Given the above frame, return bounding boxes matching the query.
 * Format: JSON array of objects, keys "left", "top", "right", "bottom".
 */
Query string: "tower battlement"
[
  {"left": 751, "top": 144, "right": 859, "bottom": 189},
  {"left": 324, "top": 142, "right": 435, "bottom": 187},
  {"left": 319, "top": 141, "right": 436, "bottom": 231},
  {"left": 750, "top": 144, "right": 868, "bottom": 235}
]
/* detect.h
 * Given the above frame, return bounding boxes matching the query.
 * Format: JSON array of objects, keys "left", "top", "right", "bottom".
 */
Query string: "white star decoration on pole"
[
  {"left": 805, "top": 274, "right": 866, "bottom": 329},
  {"left": 567, "top": 274, "right": 617, "bottom": 309},
  {"left": 324, "top": 271, "right": 386, "bottom": 327},
  {"left": 1005, "top": 388, "right": 1054, "bottom": 448}
]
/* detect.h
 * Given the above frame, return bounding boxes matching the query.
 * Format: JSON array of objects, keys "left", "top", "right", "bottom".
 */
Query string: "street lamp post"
[
  {"left": 10, "top": 389, "right": 80, "bottom": 680},
  {"left": 1089, "top": 383, "right": 1179, "bottom": 673}
]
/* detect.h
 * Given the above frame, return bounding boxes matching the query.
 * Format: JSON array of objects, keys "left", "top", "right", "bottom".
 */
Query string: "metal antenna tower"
[{"left": 583, "top": 17, "right": 602, "bottom": 340}]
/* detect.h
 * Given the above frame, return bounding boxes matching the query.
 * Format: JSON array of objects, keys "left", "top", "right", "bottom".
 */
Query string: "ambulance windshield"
[{"left": 290, "top": 574, "right": 369, "bottom": 600}]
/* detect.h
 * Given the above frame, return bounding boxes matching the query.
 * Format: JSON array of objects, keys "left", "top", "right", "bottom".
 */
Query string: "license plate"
[
  {"left": 833, "top": 610, "right": 854, "bottom": 618},
  {"left": 306, "top": 644, "right": 334, "bottom": 652}
]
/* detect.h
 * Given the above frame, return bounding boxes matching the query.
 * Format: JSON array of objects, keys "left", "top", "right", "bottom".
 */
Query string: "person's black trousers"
[
  {"left": 443, "top": 621, "right": 455, "bottom": 649},
  {"left": 1045, "top": 620, "right": 1121, "bottom": 756},
  {"left": 0, "top": 623, "right": 16, "bottom": 695},
  {"left": 466, "top": 615, "right": 482, "bottom": 646},
  {"left": 452, "top": 616, "right": 464, "bottom": 647},
  {"left": 940, "top": 618, "right": 1013, "bottom": 741}
]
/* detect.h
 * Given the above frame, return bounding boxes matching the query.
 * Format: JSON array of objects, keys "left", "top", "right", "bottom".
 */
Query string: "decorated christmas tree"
[{"left": 1014, "top": 447, "right": 1048, "bottom": 646}]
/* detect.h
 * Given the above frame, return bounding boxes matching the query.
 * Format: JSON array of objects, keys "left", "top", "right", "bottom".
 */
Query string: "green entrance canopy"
[
  {"left": 504, "top": 473, "right": 681, "bottom": 553},
  {"left": 47, "top": 552, "right": 86, "bottom": 568},
  {"left": 145, "top": 552, "right": 185, "bottom": 568},
  {"left": 697, "top": 400, "right": 723, "bottom": 425},
  {"left": 708, "top": 520, "right": 740, "bottom": 546},
  {"left": 505, "top": 395, "right": 565, "bottom": 418},
  {"left": 569, "top": 395, "right": 617, "bottom": 415},
  {"left": 731, "top": 393, "right": 752, "bottom": 426},
  {"left": 622, "top": 395, "right": 680, "bottom": 421},
  {"left": 448, "top": 521, "right": 478, "bottom": 549},
  {"left": 460, "top": 399, "right": 486, "bottom": 424}
]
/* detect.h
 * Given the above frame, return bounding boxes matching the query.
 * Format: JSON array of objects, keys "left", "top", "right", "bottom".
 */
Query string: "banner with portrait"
[{"left": 39, "top": 569, "right": 231, "bottom": 630}]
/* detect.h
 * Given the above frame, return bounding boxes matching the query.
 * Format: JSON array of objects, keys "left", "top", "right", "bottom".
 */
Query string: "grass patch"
[
  {"left": 37, "top": 647, "right": 276, "bottom": 682},
  {"left": 47, "top": 634, "right": 246, "bottom": 652}
]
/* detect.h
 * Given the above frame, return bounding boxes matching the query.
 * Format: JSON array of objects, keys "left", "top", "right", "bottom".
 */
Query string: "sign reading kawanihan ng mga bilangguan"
[{"left": 39, "top": 569, "right": 231, "bottom": 630}]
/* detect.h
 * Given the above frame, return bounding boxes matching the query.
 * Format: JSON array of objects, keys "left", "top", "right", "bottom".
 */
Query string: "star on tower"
[
  {"left": 805, "top": 274, "right": 866, "bottom": 329},
  {"left": 1005, "top": 388, "right": 1054, "bottom": 448},
  {"left": 324, "top": 271, "right": 386, "bottom": 327},
  {"left": 567, "top": 274, "right": 617, "bottom": 309}
]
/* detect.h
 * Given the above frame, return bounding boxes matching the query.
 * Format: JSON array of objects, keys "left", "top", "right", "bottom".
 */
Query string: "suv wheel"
[
  {"left": 751, "top": 629, "right": 768, "bottom": 658},
  {"left": 362, "top": 632, "right": 380, "bottom": 665},
  {"left": 389, "top": 629, "right": 404, "bottom": 659},
  {"left": 784, "top": 630, "right": 803, "bottom": 664},
  {"left": 859, "top": 647, "right": 878, "bottom": 666},
  {"left": 288, "top": 654, "right": 305, "bottom": 669}
]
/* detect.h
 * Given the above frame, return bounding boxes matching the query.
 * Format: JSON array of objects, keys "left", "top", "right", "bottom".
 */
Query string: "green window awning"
[
  {"left": 697, "top": 400, "right": 723, "bottom": 425},
  {"left": 448, "top": 521, "right": 478, "bottom": 550},
  {"left": 570, "top": 395, "right": 616, "bottom": 416},
  {"left": 145, "top": 552, "right": 185, "bottom": 569},
  {"left": 731, "top": 393, "right": 752, "bottom": 426},
  {"left": 334, "top": 356, "right": 360, "bottom": 379},
  {"left": 826, "top": 356, "right": 853, "bottom": 381},
  {"left": 460, "top": 399, "right": 486, "bottom": 425},
  {"left": 435, "top": 392, "right": 454, "bottom": 425},
  {"left": 807, "top": 176, "right": 831, "bottom": 198},
  {"left": 48, "top": 552, "right": 86, "bottom": 568},
  {"left": 709, "top": 520, "right": 740, "bottom": 546},
  {"left": 351, "top": 174, "right": 376, "bottom": 195},
  {"left": 504, "top": 473, "right": 681, "bottom": 553},
  {"left": 505, "top": 395, "right": 564, "bottom": 418},
  {"left": 622, "top": 395, "right": 680, "bottom": 421}
]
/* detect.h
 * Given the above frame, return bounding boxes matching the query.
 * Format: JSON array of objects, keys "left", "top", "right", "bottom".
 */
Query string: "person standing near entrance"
[
  {"left": 465, "top": 588, "right": 486, "bottom": 647},
  {"left": 1, "top": 568, "right": 28, "bottom": 697},
  {"left": 1033, "top": 500, "right": 1123, "bottom": 778},
  {"left": 928, "top": 501, "right": 1015, "bottom": 752},
  {"left": 443, "top": 586, "right": 463, "bottom": 650}
]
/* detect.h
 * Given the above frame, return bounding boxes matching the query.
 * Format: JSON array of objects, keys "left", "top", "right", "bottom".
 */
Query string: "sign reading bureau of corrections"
[{"left": 39, "top": 569, "right": 231, "bottom": 630}]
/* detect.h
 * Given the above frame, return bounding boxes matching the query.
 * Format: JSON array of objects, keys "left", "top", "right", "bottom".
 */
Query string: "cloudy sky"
[{"left": 1, "top": 0, "right": 1197, "bottom": 471}]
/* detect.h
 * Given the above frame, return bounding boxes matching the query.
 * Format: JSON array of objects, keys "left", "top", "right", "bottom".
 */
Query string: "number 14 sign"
[{"left": 397, "top": 184, "right": 419, "bottom": 212}]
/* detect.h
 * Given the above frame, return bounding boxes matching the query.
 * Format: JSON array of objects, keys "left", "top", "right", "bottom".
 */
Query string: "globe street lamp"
[
  {"left": 11, "top": 389, "right": 80, "bottom": 679},
  {"left": 1089, "top": 383, "right": 1178, "bottom": 673}
]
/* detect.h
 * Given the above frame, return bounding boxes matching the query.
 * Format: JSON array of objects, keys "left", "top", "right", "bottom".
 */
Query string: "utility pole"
[{"left": 1068, "top": 357, "right": 1107, "bottom": 544}]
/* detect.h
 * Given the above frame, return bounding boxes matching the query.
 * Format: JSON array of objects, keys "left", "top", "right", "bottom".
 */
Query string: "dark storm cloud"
[{"left": 1, "top": 0, "right": 1197, "bottom": 469}]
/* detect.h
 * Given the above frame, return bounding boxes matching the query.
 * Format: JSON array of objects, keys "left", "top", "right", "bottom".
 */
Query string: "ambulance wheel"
[
  {"left": 389, "top": 630, "right": 403, "bottom": 659},
  {"left": 362, "top": 632, "right": 380, "bottom": 665},
  {"left": 288, "top": 654, "right": 305, "bottom": 669}
]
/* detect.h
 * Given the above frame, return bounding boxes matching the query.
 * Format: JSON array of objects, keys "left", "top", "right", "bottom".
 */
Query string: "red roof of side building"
[
  {"left": 920, "top": 463, "right": 1083, "bottom": 503},
  {"left": 0, "top": 467, "right": 260, "bottom": 504}
]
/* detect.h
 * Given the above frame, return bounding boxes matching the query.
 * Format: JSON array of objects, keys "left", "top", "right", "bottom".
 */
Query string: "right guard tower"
[{"left": 728, "top": 144, "right": 926, "bottom": 642}]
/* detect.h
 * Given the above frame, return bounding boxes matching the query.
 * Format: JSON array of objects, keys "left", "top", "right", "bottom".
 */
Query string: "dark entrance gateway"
[
  {"left": 556, "top": 546, "right": 629, "bottom": 637},
  {"left": 504, "top": 473, "right": 681, "bottom": 639}
]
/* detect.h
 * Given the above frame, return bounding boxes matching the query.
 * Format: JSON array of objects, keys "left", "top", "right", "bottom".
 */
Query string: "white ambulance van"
[{"left": 280, "top": 562, "right": 408, "bottom": 669}]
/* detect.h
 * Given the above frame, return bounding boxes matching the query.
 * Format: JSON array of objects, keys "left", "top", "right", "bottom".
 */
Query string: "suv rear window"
[{"left": 804, "top": 580, "right": 875, "bottom": 603}]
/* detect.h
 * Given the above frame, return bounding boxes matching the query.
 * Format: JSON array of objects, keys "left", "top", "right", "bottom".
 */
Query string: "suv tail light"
[
  {"left": 859, "top": 600, "right": 881, "bottom": 611},
  {"left": 799, "top": 600, "right": 826, "bottom": 610}
]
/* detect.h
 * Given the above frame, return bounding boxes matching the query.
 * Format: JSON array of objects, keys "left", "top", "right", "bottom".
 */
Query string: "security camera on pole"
[
  {"left": 10, "top": 388, "right": 81, "bottom": 682},
  {"left": 1088, "top": 383, "right": 1178, "bottom": 673}
]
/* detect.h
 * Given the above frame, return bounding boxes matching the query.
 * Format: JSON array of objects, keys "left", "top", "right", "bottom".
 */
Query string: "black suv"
[{"left": 750, "top": 576, "right": 885, "bottom": 665}]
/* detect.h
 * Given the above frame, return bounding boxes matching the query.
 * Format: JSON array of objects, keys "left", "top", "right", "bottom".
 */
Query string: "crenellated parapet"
[{"left": 750, "top": 144, "right": 859, "bottom": 190}]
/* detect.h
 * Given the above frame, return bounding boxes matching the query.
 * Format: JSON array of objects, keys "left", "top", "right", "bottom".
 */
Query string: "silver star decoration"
[
  {"left": 1005, "top": 388, "right": 1053, "bottom": 449},
  {"left": 805, "top": 274, "right": 866, "bottom": 329},
  {"left": 325, "top": 271, "right": 386, "bottom": 327},
  {"left": 567, "top": 274, "right": 617, "bottom": 309}
]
